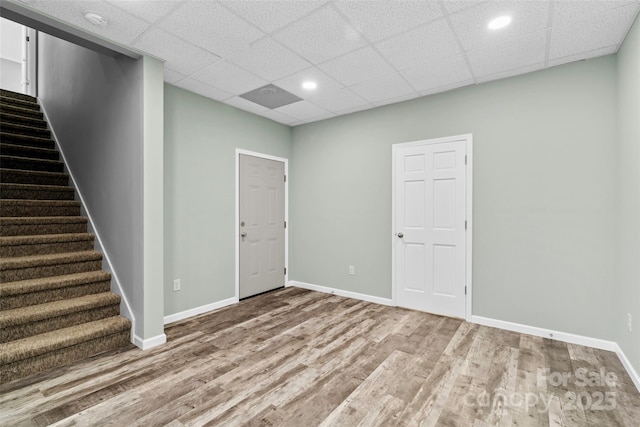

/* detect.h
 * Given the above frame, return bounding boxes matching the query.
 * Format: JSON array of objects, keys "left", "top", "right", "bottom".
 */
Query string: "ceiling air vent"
[{"left": 240, "top": 84, "right": 302, "bottom": 109}]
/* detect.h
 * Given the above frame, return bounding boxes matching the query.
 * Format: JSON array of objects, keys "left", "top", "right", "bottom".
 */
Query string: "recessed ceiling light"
[
  {"left": 302, "top": 81, "right": 317, "bottom": 90},
  {"left": 84, "top": 12, "right": 108, "bottom": 26},
  {"left": 488, "top": 15, "right": 511, "bottom": 30}
]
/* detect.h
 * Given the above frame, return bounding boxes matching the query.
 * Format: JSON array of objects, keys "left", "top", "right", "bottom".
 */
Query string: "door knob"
[
  {"left": 397, "top": 232, "right": 404, "bottom": 238},
  {"left": 241, "top": 232, "right": 247, "bottom": 238}
]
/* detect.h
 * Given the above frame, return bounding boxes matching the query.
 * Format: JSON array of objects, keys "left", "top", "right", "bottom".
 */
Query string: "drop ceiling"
[{"left": 14, "top": 0, "right": 640, "bottom": 126}]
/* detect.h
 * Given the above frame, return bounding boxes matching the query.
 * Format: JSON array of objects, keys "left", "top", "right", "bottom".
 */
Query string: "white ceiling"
[{"left": 16, "top": 0, "right": 640, "bottom": 126}]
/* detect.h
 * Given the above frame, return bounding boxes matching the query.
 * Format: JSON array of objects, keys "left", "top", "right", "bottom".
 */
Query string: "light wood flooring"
[{"left": 1, "top": 287, "right": 639, "bottom": 426}]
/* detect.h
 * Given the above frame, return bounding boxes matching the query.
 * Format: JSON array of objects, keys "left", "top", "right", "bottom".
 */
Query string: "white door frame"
[
  {"left": 235, "top": 149, "right": 289, "bottom": 300},
  {"left": 391, "top": 133, "right": 473, "bottom": 321}
]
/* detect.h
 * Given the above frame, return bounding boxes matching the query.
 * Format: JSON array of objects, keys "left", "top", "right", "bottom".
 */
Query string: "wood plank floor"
[{"left": 1, "top": 287, "right": 639, "bottom": 426}]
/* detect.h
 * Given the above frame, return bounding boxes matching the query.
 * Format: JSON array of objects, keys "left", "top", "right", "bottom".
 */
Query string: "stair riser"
[
  {"left": 0, "top": 187, "right": 75, "bottom": 201},
  {"left": 0, "top": 105, "right": 43, "bottom": 120},
  {"left": 0, "top": 240, "right": 94, "bottom": 257},
  {"left": 0, "top": 280, "right": 111, "bottom": 310},
  {"left": 0, "top": 133, "right": 54, "bottom": 150},
  {"left": 0, "top": 145, "right": 59, "bottom": 160},
  {"left": 1, "top": 157, "right": 64, "bottom": 173},
  {"left": 0, "top": 170, "right": 69, "bottom": 186},
  {"left": 0, "top": 330, "right": 130, "bottom": 384},
  {"left": 0, "top": 122, "right": 51, "bottom": 138},
  {"left": 0, "top": 260, "right": 103, "bottom": 282},
  {"left": 0, "top": 113, "right": 47, "bottom": 128},
  {"left": 0, "top": 222, "right": 88, "bottom": 236},
  {"left": 0, "top": 305, "right": 120, "bottom": 344},
  {"left": 0, "top": 204, "right": 80, "bottom": 217}
]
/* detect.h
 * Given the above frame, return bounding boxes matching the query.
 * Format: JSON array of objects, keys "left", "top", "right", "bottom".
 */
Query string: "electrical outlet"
[
  {"left": 628, "top": 313, "right": 632, "bottom": 332},
  {"left": 173, "top": 279, "right": 181, "bottom": 292},
  {"left": 348, "top": 265, "right": 355, "bottom": 276}
]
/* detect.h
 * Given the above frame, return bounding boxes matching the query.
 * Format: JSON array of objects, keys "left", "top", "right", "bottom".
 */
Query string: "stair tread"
[
  {"left": 0, "top": 233, "right": 94, "bottom": 246},
  {"left": 0, "top": 183, "right": 73, "bottom": 192},
  {"left": 0, "top": 96, "right": 39, "bottom": 109},
  {"left": 0, "top": 142, "right": 58, "bottom": 154},
  {"left": 0, "top": 104, "right": 42, "bottom": 115},
  {"left": 0, "top": 90, "right": 37, "bottom": 103},
  {"left": 0, "top": 122, "right": 49, "bottom": 133},
  {"left": 0, "top": 113, "right": 47, "bottom": 128},
  {"left": 0, "top": 216, "right": 88, "bottom": 225},
  {"left": 0, "top": 199, "right": 80, "bottom": 206},
  {"left": 0, "top": 292, "right": 120, "bottom": 327},
  {"left": 0, "top": 132, "right": 51, "bottom": 143},
  {"left": 0, "top": 316, "right": 131, "bottom": 364},
  {"left": 0, "top": 168, "right": 68, "bottom": 178},
  {"left": 0, "top": 251, "right": 102, "bottom": 270},
  {"left": 0, "top": 270, "right": 111, "bottom": 296},
  {"left": 0, "top": 155, "right": 63, "bottom": 166}
]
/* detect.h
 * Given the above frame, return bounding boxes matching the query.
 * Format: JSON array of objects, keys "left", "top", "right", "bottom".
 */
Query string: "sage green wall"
[
  {"left": 164, "top": 84, "right": 292, "bottom": 317},
  {"left": 290, "top": 56, "right": 617, "bottom": 341},
  {"left": 615, "top": 16, "right": 640, "bottom": 375}
]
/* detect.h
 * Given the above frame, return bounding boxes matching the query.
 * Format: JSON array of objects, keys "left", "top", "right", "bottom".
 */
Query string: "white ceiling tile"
[
  {"left": 28, "top": 0, "right": 149, "bottom": 44},
  {"left": 191, "top": 61, "right": 267, "bottom": 96},
  {"left": 273, "top": 67, "right": 343, "bottom": 99},
  {"left": 443, "top": 1, "right": 488, "bottom": 14},
  {"left": 257, "top": 109, "right": 297, "bottom": 125},
  {"left": 224, "top": 96, "right": 269, "bottom": 115},
  {"left": 308, "top": 88, "right": 370, "bottom": 111},
  {"left": 275, "top": 100, "right": 330, "bottom": 120},
  {"left": 549, "top": 3, "right": 639, "bottom": 59},
  {"left": 175, "top": 78, "right": 234, "bottom": 102},
  {"left": 107, "top": 0, "right": 180, "bottom": 23},
  {"left": 467, "top": 30, "right": 547, "bottom": 78},
  {"left": 401, "top": 55, "right": 473, "bottom": 92},
  {"left": 334, "top": 0, "right": 443, "bottom": 42},
  {"left": 273, "top": 5, "right": 367, "bottom": 64},
  {"left": 221, "top": 0, "right": 326, "bottom": 33},
  {"left": 552, "top": 1, "right": 636, "bottom": 26},
  {"left": 334, "top": 103, "right": 374, "bottom": 116},
  {"left": 318, "top": 46, "right": 396, "bottom": 86},
  {"left": 133, "top": 27, "right": 219, "bottom": 75},
  {"left": 449, "top": 1, "right": 550, "bottom": 52},
  {"left": 298, "top": 112, "right": 336, "bottom": 124},
  {"left": 158, "top": 1, "right": 263, "bottom": 57},
  {"left": 164, "top": 67, "right": 186, "bottom": 84},
  {"left": 375, "top": 18, "right": 461, "bottom": 71},
  {"left": 350, "top": 73, "right": 416, "bottom": 103},
  {"left": 475, "top": 62, "right": 545, "bottom": 84},
  {"left": 372, "top": 92, "right": 420, "bottom": 107},
  {"left": 419, "top": 79, "right": 475, "bottom": 97},
  {"left": 226, "top": 38, "right": 310, "bottom": 82},
  {"left": 548, "top": 45, "right": 618, "bottom": 68}
]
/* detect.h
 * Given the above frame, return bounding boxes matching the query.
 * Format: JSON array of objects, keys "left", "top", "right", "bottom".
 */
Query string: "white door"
[
  {"left": 239, "top": 154, "right": 286, "bottom": 299},
  {"left": 393, "top": 136, "right": 470, "bottom": 318}
]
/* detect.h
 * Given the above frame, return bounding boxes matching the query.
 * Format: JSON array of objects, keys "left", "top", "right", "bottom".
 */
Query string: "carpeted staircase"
[{"left": 0, "top": 89, "right": 131, "bottom": 384}]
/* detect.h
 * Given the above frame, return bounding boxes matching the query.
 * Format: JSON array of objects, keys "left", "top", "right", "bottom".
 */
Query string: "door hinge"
[
  {"left": 465, "top": 155, "right": 467, "bottom": 165},
  {"left": 465, "top": 220, "right": 467, "bottom": 230},
  {"left": 284, "top": 175, "right": 287, "bottom": 182},
  {"left": 284, "top": 221, "right": 287, "bottom": 228},
  {"left": 284, "top": 267, "right": 287, "bottom": 275},
  {"left": 465, "top": 286, "right": 467, "bottom": 295}
]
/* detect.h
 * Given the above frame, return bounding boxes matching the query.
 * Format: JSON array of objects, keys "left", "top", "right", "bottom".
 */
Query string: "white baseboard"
[
  {"left": 133, "top": 333, "right": 166, "bottom": 350},
  {"left": 614, "top": 343, "right": 640, "bottom": 392},
  {"left": 288, "top": 281, "right": 394, "bottom": 306},
  {"left": 164, "top": 297, "right": 238, "bottom": 325},
  {"left": 471, "top": 315, "right": 617, "bottom": 351}
]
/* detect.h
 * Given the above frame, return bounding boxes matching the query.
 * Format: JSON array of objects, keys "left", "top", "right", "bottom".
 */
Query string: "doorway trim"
[
  {"left": 235, "top": 149, "right": 289, "bottom": 301},
  {"left": 391, "top": 133, "right": 473, "bottom": 321}
]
